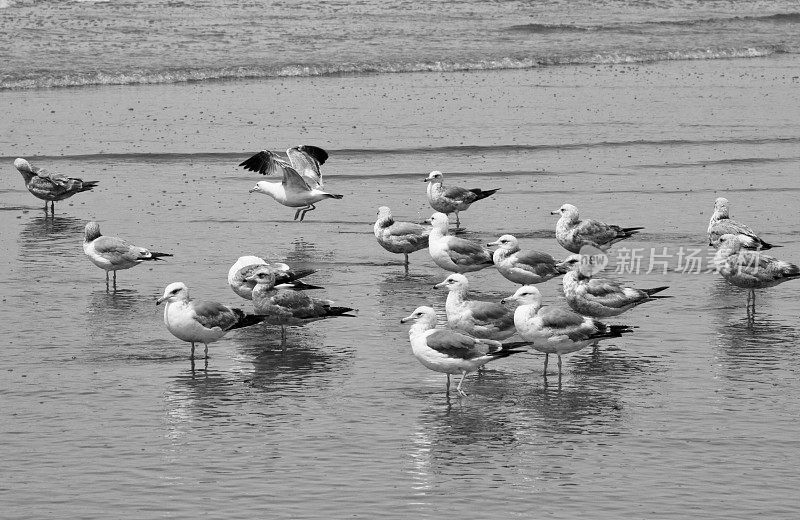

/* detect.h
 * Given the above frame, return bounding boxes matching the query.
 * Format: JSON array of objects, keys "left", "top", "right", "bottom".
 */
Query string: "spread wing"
[
  {"left": 287, "top": 145, "right": 328, "bottom": 189},
  {"left": 239, "top": 150, "right": 294, "bottom": 177},
  {"left": 192, "top": 301, "right": 240, "bottom": 331}
]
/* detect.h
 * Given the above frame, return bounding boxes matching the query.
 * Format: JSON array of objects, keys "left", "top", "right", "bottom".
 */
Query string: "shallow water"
[{"left": 2, "top": 60, "right": 800, "bottom": 518}]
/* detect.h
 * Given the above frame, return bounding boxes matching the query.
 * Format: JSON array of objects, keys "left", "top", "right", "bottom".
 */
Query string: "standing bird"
[
  {"left": 240, "top": 145, "right": 342, "bottom": 221},
  {"left": 713, "top": 233, "right": 799, "bottom": 312},
  {"left": 559, "top": 256, "right": 670, "bottom": 317},
  {"left": 707, "top": 197, "right": 776, "bottom": 250},
  {"left": 424, "top": 170, "right": 498, "bottom": 228},
  {"left": 83, "top": 221, "right": 172, "bottom": 289},
  {"left": 227, "top": 255, "right": 320, "bottom": 300},
  {"left": 156, "top": 282, "right": 266, "bottom": 363},
  {"left": 552, "top": 203, "right": 643, "bottom": 253},
  {"left": 487, "top": 234, "right": 569, "bottom": 285},
  {"left": 400, "top": 306, "right": 526, "bottom": 397},
  {"left": 246, "top": 267, "right": 356, "bottom": 347},
  {"left": 427, "top": 212, "right": 494, "bottom": 273},
  {"left": 434, "top": 273, "right": 516, "bottom": 340},
  {"left": 14, "top": 158, "right": 99, "bottom": 215},
  {"left": 502, "top": 286, "right": 634, "bottom": 377},
  {"left": 373, "top": 206, "right": 431, "bottom": 269}
]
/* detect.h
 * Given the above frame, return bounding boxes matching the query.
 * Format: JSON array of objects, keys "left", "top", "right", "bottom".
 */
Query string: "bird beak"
[
  {"left": 486, "top": 240, "right": 499, "bottom": 247},
  {"left": 400, "top": 315, "right": 412, "bottom": 323},
  {"left": 500, "top": 296, "right": 514, "bottom": 304},
  {"left": 248, "top": 187, "right": 257, "bottom": 193},
  {"left": 550, "top": 210, "right": 560, "bottom": 215},
  {"left": 156, "top": 296, "right": 165, "bottom": 306},
  {"left": 423, "top": 177, "right": 431, "bottom": 182}
]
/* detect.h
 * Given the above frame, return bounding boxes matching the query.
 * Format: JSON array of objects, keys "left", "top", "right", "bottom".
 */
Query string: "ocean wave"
[
  {"left": 7, "top": 137, "right": 800, "bottom": 163},
  {"left": 507, "top": 12, "right": 800, "bottom": 34},
  {"left": 0, "top": 45, "right": 791, "bottom": 91}
]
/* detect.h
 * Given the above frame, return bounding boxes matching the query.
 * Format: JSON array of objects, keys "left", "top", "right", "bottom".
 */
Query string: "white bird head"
[
  {"left": 84, "top": 221, "right": 102, "bottom": 242},
  {"left": 713, "top": 197, "right": 730, "bottom": 218},
  {"left": 156, "top": 282, "right": 189, "bottom": 305},
  {"left": 501, "top": 285, "right": 542, "bottom": 307},
  {"left": 376, "top": 206, "right": 392, "bottom": 219},
  {"left": 551, "top": 203, "right": 579, "bottom": 220},
  {"left": 424, "top": 171, "right": 444, "bottom": 184},
  {"left": 717, "top": 233, "right": 744, "bottom": 252},
  {"left": 428, "top": 212, "right": 449, "bottom": 232},
  {"left": 244, "top": 266, "right": 278, "bottom": 287},
  {"left": 433, "top": 273, "right": 468, "bottom": 291},
  {"left": 249, "top": 181, "right": 275, "bottom": 196},
  {"left": 13, "top": 157, "right": 32, "bottom": 173},
  {"left": 487, "top": 234, "right": 519, "bottom": 250},
  {"left": 400, "top": 305, "right": 437, "bottom": 327}
]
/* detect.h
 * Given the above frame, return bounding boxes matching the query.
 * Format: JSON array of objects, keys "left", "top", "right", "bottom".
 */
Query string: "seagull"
[
  {"left": 707, "top": 197, "right": 776, "bottom": 250},
  {"left": 246, "top": 267, "right": 356, "bottom": 346},
  {"left": 156, "top": 282, "right": 266, "bottom": 362},
  {"left": 427, "top": 212, "right": 494, "bottom": 273},
  {"left": 240, "top": 145, "right": 342, "bottom": 221},
  {"left": 713, "top": 233, "right": 799, "bottom": 311},
  {"left": 434, "top": 273, "right": 516, "bottom": 340},
  {"left": 227, "top": 255, "right": 321, "bottom": 300},
  {"left": 559, "top": 255, "right": 670, "bottom": 317},
  {"left": 400, "top": 306, "right": 526, "bottom": 397},
  {"left": 373, "top": 206, "right": 431, "bottom": 268},
  {"left": 487, "top": 234, "right": 569, "bottom": 285},
  {"left": 552, "top": 203, "right": 643, "bottom": 253},
  {"left": 502, "top": 286, "right": 634, "bottom": 377},
  {"left": 14, "top": 158, "right": 99, "bottom": 214},
  {"left": 83, "top": 221, "right": 172, "bottom": 289},
  {"left": 424, "top": 170, "right": 498, "bottom": 228}
]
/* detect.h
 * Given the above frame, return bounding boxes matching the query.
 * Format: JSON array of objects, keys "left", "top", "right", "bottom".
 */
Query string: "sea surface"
[{"left": 2, "top": 0, "right": 800, "bottom": 519}]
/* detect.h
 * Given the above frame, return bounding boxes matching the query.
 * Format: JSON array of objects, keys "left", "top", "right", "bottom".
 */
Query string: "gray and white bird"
[
  {"left": 14, "top": 158, "right": 98, "bottom": 214},
  {"left": 424, "top": 170, "right": 498, "bottom": 228},
  {"left": 227, "top": 255, "right": 320, "bottom": 300},
  {"left": 707, "top": 197, "right": 775, "bottom": 250},
  {"left": 434, "top": 273, "right": 516, "bottom": 340},
  {"left": 246, "top": 267, "right": 356, "bottom": 347},
  {"left": 373, "top": 206, "right": 431, "bottom": 267},
  {"left": 558, "top": 255, "right": 670, "bottom": 317},
  {"left": 427, "top": 212, "right": 494, "bottom": 273},
  {"left": 552, "top": 203, "right": 643, "bottom": 253},
  {"left": 157, "top": 282, "right": 266, "bottom": 362},
  {"left": 487, "top": 234, "right": 569, "bottom": 285},
  {"left": 713, "top": 233, "right": 799, "bottom": 309},
  {"left": 502, "top": 286, "right": 634, "bottom": 377},
  {"left": 83, "top": 221, "right": 172, "bottom": 289},
  {"left": 240, "top": 145, "right": 343, "bottom": 221},
  {"left": 401, "top": 306, "right": 525, "bottom": 397}
]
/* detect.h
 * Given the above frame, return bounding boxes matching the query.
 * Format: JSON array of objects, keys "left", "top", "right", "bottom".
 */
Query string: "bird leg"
[
  {"left": 454, "top": 212, "right": 460, "bottom": 228},
  {"left": 456, "top": 371, "right": 468, "bottom": 397},
  {"left": 557, "top": 355, "right": 563, "bottom": 378},
  {"left": 543, "top": 353, "right": 549, "bottom": 376},
  {"left": 281, "top": 326, "right": 287, "bottom": 351},
  {"left": 112, "top": 271, "right": 117, "bottom": 291},
  {"left": 50, "top": 201, "right": 55, "bottom": 214},
  {"left": 446, "top": 374, "right": 450, "bottom": 395},
  {"left": 203, "top": 343, "right": 209, "bottom": 360},
  {"left": 294, "top": 208, "right": 303, "bottom": 220},
  {"left": 190, "top": 342, "right": 195, "bottom": 360},
  {"left": 297, "top": 204, "right": 316, "bottom": 222},
  {"left": 105, "top": 271, "right": 110, "bottom": 291}
]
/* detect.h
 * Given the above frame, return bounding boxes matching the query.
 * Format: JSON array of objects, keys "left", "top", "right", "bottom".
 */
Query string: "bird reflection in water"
[
  {"left": 234, "top": 326, "right": 355, "bottom": 395},
  {"left": 18, "top": 214, "right": 86, "bottom": 260}
]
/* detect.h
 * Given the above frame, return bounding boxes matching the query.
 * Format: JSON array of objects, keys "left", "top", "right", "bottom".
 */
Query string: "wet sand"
[{"left": 2, "top": 56, "right": 800, "bottom": 519}]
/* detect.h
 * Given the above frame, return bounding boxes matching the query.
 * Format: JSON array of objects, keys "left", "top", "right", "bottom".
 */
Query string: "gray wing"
[
  {"left": 446, "top": 237, "right": 493, "bottom": 266},
  {"left": 511, "top": 250, "right": 560, "bottom": 276},
  {"left": 192, "top": 301, "right": 240, "bottom": 331},
  {"left": 287, "top": 146, "right": 324, "bottom": 189},
  {"left": 442, "top": 185, "right": 478, "bottom": 204},
  {"left": 426, "top": 329, "right": 494, "bottom": 359},
  {"left": 572, "top": 219, "right": 620, "bottom": 245},
  {"left": 281, "top": 164, "right": 314, "bottom": 193},
  {"left": 92, "top": 236, "right": 149, "bottom": 262},
  {"left": 709, "top": 219, "right": 758, "bottom": 246},
  {"left": 467, "top": 301, "right": 514, "bottom": 327}
]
